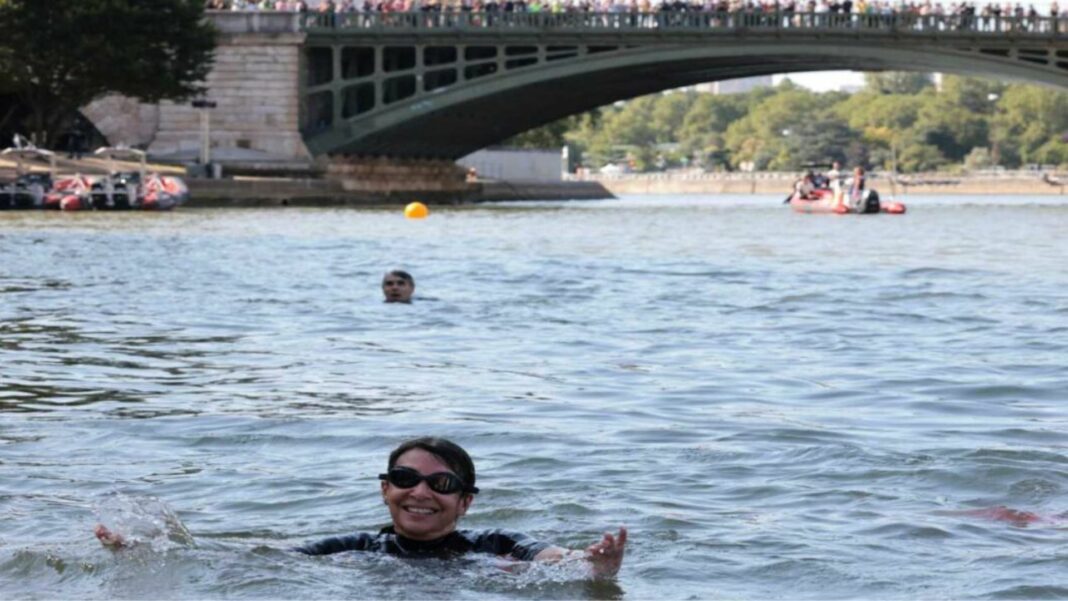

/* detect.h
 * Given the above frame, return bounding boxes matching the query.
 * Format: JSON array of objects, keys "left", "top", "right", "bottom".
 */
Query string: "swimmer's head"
[
  {"left": 387, "top": 436, "right": 477, "bottom": 494},
  {"left": 382, "top": 270, "right": 414, "bottom": 303}
]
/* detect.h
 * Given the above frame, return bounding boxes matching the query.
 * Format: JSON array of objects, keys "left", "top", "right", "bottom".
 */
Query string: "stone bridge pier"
[
  {"left": 81, "top": 12, "right": 480, "bottom": 196},
  {"left": 82, "top": 13, "right": 311, "bottom": 167}
]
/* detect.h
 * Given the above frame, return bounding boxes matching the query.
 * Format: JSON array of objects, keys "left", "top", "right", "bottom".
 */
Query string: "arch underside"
[{"left": 305, "top": 40, "right": 1068, "bottom": 159}]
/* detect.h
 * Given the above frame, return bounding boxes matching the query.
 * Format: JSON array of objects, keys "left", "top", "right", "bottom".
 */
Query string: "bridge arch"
[
  {"left": 173, "top": 11, "right": 1068, "bottom": 162},
  {"left": 302, "top": 36, "right": 1068, "bottom": 159}
]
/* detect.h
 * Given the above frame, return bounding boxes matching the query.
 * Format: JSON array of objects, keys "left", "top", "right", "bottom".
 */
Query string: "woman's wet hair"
[
  {"left": 384, "top": 270, "right": 414, "bottom": 286},
  {"left": 388, "top": 437, "right": 476, "bottom": 493}
]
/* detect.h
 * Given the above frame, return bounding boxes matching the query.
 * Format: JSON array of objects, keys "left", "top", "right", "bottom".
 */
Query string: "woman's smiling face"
[{"left": 381, "top": 448, "right": 472, "bottom": 541}]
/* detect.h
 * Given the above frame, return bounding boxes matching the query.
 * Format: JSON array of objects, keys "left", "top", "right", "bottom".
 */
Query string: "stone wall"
[
  {"left": 81, "top": 97, "right": 160, "bottom": 149},
  {"left": 326, "top": 156, "right": 474, "bottom": 196},
  {"left": 82, "top": 30, "right": 310, "bottom": 163}
]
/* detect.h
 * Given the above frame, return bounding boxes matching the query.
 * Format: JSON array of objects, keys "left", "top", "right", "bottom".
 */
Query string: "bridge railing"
[
  {"left": 209, "top": 10, "right": 304, "bottom": 33},
  {"left": 294, "top": 11, "right": 1066, "bottom": 37}
]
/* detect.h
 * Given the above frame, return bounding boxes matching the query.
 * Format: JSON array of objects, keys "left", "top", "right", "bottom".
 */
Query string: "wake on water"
[
  {"left": 87, "top": 493, "right": 618, "bottom": 599},
  {"left": 92, "top": 492, "right": 194, "bottom": 552}
]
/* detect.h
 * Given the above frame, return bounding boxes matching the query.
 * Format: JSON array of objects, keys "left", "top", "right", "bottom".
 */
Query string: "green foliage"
[
  {"left": 779, "top": 115, "right": 858, "bottom": 170},
  {"left": 1031, "top": 138, "right": 1068, "bottom": 167},
  {"left": 724, "top": 88, "right": 834, "bottom": 170},
  {"left": 0, "top": 0, "right": 215, "bottom": 146},
  {"left": 897, "top": 143, "right": 948, "bottom": 172},
  {"left": 835, "top": 92, "right": 924, "bottom": 134},
  {"left": 538, "top": 72, "right": 1068, "bottom": 173},
  {"left": 913, "top": 95, "right": 989, "bottom": 162},
  {"left": 864, "top": 72, "right": 934, "bottom": 95},
  {"left": 649, "top": 91, "right": 698, "bottom": 144},
  {"left": 963, "top": 147, "right": 994, "bottom": 170},
  {"left": 676, "top": 93, "right": 748, "bottom": 169},
  {"left": 989, "top": 85, "right": 1068, "bottom": 167},
  {"left": 506, "top": 113, "right": 593, "bottom": 149},
  {"left": 939, "top": 75, "right": 1005, "bottom": 114}
]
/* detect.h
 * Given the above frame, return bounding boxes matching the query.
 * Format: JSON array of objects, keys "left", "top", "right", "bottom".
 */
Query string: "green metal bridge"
[{"left": 222, "top": 11, "right": 1068, "bottom": 159}]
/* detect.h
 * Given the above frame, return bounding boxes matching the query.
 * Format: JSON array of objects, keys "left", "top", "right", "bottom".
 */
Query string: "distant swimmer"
[
  {"left": 96, "top": 437, "right": 627, "bottom": 579},
  {"left": 937, "top": 506, "right": 1068, "bottom": 527},
  {"left": 382, "top": 269, "right": 415, "bottom": 304}
]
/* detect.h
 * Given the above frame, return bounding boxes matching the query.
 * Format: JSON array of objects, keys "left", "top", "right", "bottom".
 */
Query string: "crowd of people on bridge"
[{"left": 208, "top": 0, "right": 1066, "bottom": 34}]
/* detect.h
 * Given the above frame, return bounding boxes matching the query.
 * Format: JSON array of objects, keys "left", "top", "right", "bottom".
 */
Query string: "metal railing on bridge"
[{"left": 296, "top": 11, "right": 1067, "bottom": 37}]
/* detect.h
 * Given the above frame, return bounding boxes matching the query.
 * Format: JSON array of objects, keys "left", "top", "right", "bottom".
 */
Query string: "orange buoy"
[{"left": 404, "top": 201, "right": 428, "bottom": 219}]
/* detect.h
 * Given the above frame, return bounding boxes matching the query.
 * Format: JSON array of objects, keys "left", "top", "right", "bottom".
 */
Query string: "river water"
[{"left": 1, "top": 195, "right": 1066, "bottom": 600}]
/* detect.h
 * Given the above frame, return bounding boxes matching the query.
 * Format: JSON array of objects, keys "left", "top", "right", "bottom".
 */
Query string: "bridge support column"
[
  {"left": 325, "top": 156, "right": 476, "bottom": 202},
  {"left": 83, "top": 27, "right": 310, "bottom": 165}
]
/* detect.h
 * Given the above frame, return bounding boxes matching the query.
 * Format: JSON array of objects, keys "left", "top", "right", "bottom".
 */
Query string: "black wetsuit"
[{"left": 295, "top": 526, "right": 550, "bottom": 561}]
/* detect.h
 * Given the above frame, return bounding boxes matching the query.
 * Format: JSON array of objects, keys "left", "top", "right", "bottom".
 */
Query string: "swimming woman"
[{"left": 96, "top": 436, "right": 627, "bottom": 578}]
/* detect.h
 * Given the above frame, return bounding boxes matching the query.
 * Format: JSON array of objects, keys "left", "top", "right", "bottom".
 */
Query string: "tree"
[
  {"left": 1031, "top": 138, "right": 1068, "bottom": 167},
  {"left": 897, "top": 143, "right": 947, "bottom": 172},
  {"left": 834, "top": 92, "right": 925, "bottom": 171},
  {"left": 0, "top": 0, "right": 216, "bottom": 147},
  {"left": 676, "top": 93, "right": 747, "bottom": 169},
  {"left": 649, "top": 90, "right": 696, "bottom": 144},
  {"left": 864, "top": 72, "right": 934, "bottom": 95},
  {"left": 989, "top": 84, "right": 1068, "bottom": 167},
  {"left": 913, "top": 95, "right": 989, "bottom": 162},
  {"left": 779, "top": 114, "right": 858, "bottom": 170},
  {"left": 723, "top": 88, "right": 833, "bottom": 170},
  {"left": 938, "top": 75, "right": 1005, "bottom": 114},
  {"left": 571, "top": 97, "right": 660, "bottom": 168},
  {"left": 962, "top": 147, "right": 994, "bottom": 171},
  {"left": 505, "top": 112, "right": 597, "bottom": 149}
]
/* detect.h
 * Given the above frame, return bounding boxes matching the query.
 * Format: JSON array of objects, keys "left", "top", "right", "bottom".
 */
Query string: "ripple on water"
[
  {"left": 982, "top": 585, "right": 1068, "bottom": 600},
  {"left": 2, "top": 202, "right": 1067, "bottom": 599}
]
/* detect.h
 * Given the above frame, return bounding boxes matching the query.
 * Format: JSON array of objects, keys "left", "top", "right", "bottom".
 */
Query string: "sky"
[{"left": 773, "top": 71, "right": 868, "bottom": 92}]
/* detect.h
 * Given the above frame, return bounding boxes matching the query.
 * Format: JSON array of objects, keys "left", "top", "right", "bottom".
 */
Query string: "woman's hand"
[
  {"left": 94, "top": 524, "right": 126, "bottom": 548},
  {"left": 584, "top": 526, "right": 626, "bottom": 578}
]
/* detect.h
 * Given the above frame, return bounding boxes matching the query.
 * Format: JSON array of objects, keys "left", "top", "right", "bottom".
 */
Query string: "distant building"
[
  {"left": 459, "top": 147, "right": 564, "bottom": 182},
  {"left": 932, "top": 72, "right": 945, "bottom": 92},
  {"left": 694, "top": 76, "right": 774, "bottom": 95}
]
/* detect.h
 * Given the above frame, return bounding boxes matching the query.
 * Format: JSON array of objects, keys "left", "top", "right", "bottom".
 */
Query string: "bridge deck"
[
  {"left": 215, "top": 10, "right": 1068, "bottom": 39},
  {"left": 206, "top": 11, "right": 1068, "bottom": 159}
]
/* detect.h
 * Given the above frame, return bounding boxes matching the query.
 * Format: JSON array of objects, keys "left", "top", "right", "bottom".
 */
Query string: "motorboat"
[
  {"left": 0, "top": 141, "right": 56, "bottom": 210},
  {"left": 43, "top": 174, "right": 93, "bottom": 211},
  {"left": 91, "top": 146, "right": 189, "bottom": 211},
  {"left": 1, "top": 141, "right": 190, "bottom": 211},
  {"left": 788, "top": 180, "right": 906, "bottom": 215}
]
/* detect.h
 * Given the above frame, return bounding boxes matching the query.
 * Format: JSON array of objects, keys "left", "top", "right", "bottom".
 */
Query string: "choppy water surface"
[{"left": 1, "top": 195, "right": 1066, "bottom": 600}]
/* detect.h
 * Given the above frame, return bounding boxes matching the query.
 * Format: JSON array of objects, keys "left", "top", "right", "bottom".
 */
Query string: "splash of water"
[{"left": 92, "top": 492, "right": 194, "bottom": 552}]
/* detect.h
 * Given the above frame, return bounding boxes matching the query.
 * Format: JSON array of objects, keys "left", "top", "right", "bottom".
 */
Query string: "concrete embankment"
[
  {"left": 0, "top": 153, "right": 614, "bottom": 206},
  {"left": 185, "top": 177, "right": 613, "bottom": 206},
  {"left": 476, "top": 180, "right": 613, "bottom": 201},
  {"left": 185, "top": 156, "right": 613, "bottom": 206}
]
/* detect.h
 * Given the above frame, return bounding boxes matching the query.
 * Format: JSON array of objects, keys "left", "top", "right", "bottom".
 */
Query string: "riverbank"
[
  {"left": 0, "top": 154, "right": 614, "bottom": 205},
  {"left": 581, "top": 172, "right": 1068, "bottom": 196},
  {"left": 5, "top": 153, "right": 1065, "bottom": 203},
  {"left": 184, "top": 177, "right": 613, "bottom": 206}
]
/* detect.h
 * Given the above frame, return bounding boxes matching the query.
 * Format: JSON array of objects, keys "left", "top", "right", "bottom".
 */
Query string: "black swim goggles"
[{"left": 379, "top": 466, "right": 479, "bottom": 495}]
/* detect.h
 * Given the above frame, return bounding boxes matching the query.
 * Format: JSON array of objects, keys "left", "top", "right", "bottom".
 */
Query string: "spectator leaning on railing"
[{"left": 205, "top": 0, "right": 1066, "bottom": 34}]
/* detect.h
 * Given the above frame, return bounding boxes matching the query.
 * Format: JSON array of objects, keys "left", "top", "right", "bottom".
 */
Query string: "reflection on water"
[{"left": 1, "top": 196, "right": 1066, "bottom": 599}]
